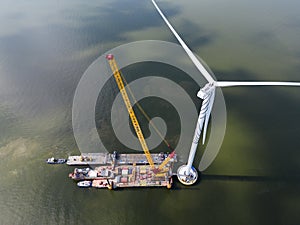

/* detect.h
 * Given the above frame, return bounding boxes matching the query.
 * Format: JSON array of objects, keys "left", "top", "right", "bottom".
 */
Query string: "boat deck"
[
  {"left": 67, "top": 153, "right": 108, "bottom": 165},
  {"left": 67, "top": 152, "right": 170, "bottom": 166}
]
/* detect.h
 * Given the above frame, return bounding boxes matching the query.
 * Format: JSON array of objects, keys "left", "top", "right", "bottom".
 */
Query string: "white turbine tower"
[{"left": 152, "top": 0, "right": 300, "bottom": 185}]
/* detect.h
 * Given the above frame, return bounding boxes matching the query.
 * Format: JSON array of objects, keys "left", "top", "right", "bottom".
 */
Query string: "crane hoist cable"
[
  {"left": 118, "top": 66, "right": 173, "bottom": 150},
  {"left": 106, "top": 54, "right": 155, "bottom": 169},
  {"left": 118, "top": 69, "right": 176, "bottom": 171},
  {"left": 106, "top": 54, "right": 175, "bottom": 171}
]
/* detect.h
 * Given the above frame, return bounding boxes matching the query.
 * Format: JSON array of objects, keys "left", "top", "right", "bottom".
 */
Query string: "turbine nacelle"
[{"left": 197, "top": 83, "right": 215, "bottom": 99}]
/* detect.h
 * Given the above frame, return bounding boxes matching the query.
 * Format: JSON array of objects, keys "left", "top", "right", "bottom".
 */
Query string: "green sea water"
[{"left": 0, "top": 0, "right": 300, "bottom": 224}]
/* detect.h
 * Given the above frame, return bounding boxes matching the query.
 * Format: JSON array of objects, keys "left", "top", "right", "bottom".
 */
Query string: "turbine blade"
[
  {"left": 192, "top": 96, "right": 208, "bottom": 144},
  {"left": 202, "top": 89, "right": 215, "bottom": 144},
  {"left": 151, "top": 0, "right": 215, "bottom": 83},
  {"left": 217, "top": 81, "right": 300, "bottom": 87}
]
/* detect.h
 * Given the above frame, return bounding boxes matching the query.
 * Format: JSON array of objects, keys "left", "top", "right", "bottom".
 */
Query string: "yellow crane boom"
[
  {"left": 106, "top": 54, "right": 155, "bottom": 169},
  {"left": 106, "top": 54, "right": 176, "bottom": 172},
  {"left": 158, "top": 151, "right": 175, "bottom": 170}
]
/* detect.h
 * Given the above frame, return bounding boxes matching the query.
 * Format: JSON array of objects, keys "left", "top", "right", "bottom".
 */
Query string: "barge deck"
[
  {"left": 72, "top": 164, "right": 174, "bottom": 189},
  {"left": 67, "top": 152, "right": 171, "bottom": 166}
]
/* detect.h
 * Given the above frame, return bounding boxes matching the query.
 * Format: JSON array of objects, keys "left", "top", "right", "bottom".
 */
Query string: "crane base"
[{"left": 177, "top": 165, "right": 198, "bottom": 185}]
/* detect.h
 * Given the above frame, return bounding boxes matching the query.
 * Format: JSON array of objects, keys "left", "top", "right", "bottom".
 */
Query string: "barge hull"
[{"left": 68, "top": 152, "right": 176, "bottom": 189}]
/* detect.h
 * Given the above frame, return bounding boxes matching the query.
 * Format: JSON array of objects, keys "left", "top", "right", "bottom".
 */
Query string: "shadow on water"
[
  {"left": 170, "top": 172, "right": 300, "bottom": 192},
  {"left": 201, "top": 174, "right": 300, "bottom": 184}
]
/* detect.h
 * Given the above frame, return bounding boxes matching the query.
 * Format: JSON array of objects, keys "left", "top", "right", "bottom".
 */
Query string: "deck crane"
[{"left": 106, "top": 54, "right": 175, "bottom": 172}]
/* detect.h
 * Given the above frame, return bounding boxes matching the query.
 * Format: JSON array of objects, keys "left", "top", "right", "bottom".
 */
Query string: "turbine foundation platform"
[{"left": 177, "top": 165, "right": 198, "bottom": 185}]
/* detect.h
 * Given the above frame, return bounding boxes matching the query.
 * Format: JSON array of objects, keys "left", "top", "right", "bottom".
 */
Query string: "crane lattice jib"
[
  {"left": 158, "top": 151, "right": 175, "bottom": 170},
  {"left": 106, "top": 54, "right": 155, "bottom": 169}
]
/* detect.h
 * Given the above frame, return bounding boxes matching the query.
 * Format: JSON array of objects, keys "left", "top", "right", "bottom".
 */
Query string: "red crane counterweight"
[{"left": 106, "top": 54, "right": 114, "bottom": 60}]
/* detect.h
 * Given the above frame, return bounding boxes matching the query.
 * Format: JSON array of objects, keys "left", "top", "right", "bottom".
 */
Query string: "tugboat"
[
  {"left": 46, "top": 157, "right": 67, "bottom": 164},
  {"left": 77, "top": 180, "right": 92, "bottom": 188}
]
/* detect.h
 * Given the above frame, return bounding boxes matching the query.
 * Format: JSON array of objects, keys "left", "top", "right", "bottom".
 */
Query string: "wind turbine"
[{"left": 152, "top": 0, "right": 300, "bottom": 185}]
